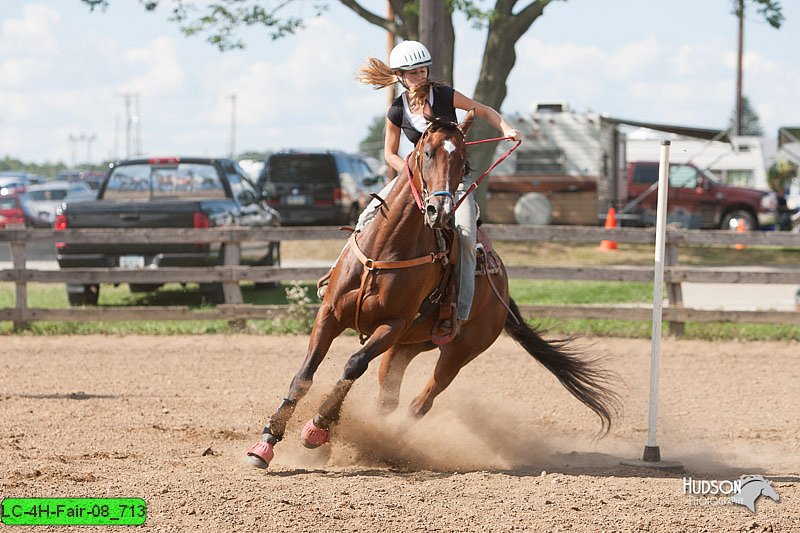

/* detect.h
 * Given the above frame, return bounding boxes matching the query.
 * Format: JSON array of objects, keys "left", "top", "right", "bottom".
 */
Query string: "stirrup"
[{"left": 431, "top": 304, "right": 460, "bottom": 345}]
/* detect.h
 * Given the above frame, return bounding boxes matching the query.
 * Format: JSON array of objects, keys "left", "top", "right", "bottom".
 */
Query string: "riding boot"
[{"left": 431, "top": 303, "right": 459, "bottom": 345}]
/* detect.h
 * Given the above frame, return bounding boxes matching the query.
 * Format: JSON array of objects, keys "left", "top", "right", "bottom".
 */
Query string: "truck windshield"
[
  {"left": 267, "top": 155, "right": 338, "bottom": 184},
  {"left": 104, "top": 163, "right": 226, "bottom": 201}
]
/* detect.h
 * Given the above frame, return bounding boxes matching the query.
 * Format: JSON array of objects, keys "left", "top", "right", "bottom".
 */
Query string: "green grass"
[
  {"left": 3, "top": 276, "right": 799, "bottom": 340},
  {"left": 3, "top": 241, "right": 799, "bottom": 339}
]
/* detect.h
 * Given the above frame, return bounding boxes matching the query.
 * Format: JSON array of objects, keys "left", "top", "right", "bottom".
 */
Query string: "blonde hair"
[{"left": 356, "top": 56, "right": 441, "bottom": 111}]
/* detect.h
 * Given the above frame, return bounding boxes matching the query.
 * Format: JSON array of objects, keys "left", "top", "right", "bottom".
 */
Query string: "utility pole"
[
  {"left": 229, "top": 94, "right": 237, "bottom": 159},
  {"left": 735, "top": 0, "right": 744, "bottom": 136},
  {"left": 116, "top": 92, "right": 140, "bottom": 157},
  {"left": 68, "top": 134, "right": 79, "bottom": 167},
  {"left": 418, "top": 0, "right": 445, "bottom": 82},
  {"left": 134, "top": 93, "right": 141, "bottom": 155},
  {"left": 386, "top": 0, "right": 396, "bottom": 180},
  {"left": 86, "top": 134, "right": 96, "bottom": 165},
  {"left": 124, "top": 94, "right": 132, "bottom": 157}
]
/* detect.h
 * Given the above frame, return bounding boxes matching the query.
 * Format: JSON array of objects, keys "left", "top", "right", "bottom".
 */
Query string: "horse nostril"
[{"left": 426, "top": 204, "right": 438, "bottom": 218}]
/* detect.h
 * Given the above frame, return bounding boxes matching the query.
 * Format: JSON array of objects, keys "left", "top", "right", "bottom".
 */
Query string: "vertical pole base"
[{"left": 642, "top": 445, "right": 661, "bottom": 462}]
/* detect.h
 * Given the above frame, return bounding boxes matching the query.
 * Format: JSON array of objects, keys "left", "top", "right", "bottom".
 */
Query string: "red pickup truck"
[{"left": 623, "top": 161, "right": 778, "bottom": 230}]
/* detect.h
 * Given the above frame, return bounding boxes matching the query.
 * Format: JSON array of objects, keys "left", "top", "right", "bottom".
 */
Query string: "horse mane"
[{"left": 423, "top": 112, "right": 462, "bottom": 135}]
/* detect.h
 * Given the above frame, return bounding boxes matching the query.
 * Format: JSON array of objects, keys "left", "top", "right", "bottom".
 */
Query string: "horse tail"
[{"left": 504, "top": 298, "right": 621, "bottom": 436}]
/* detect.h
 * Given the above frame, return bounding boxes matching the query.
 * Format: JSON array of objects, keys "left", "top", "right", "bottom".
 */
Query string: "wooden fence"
[{"left": 2, "top": 225, "right": 800, "bottom": 332}]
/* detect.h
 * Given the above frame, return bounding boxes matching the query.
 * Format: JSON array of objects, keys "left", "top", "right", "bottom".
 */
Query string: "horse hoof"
[
  {"left": 246, "top": 440, "right": 275, "bottom": 469},
  {"left": 300, "top": 419, "right": 330, "bottom": 449}
]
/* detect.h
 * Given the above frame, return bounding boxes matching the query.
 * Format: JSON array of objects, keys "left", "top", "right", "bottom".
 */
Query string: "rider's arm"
[
  {"left": 384, "top": 119, "right": 406, "bottom": 174},
  {"left": 453, "top": 90, "right": 521, "bottom": 141}
]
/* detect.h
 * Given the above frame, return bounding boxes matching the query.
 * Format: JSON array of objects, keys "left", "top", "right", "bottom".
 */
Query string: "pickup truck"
[
  {"left": 623, "top": 161, "right": 778, "bottom": 230},
  {"left": 56, "top": 157, "right": 281, "bottom": 306}
]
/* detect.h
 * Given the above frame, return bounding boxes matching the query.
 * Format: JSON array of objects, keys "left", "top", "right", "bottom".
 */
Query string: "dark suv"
[{"left": 257, "top": 150, "right": 384, "bottom": 226}]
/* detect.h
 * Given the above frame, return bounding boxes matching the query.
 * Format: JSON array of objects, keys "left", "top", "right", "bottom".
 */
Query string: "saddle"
[{"left": 429, "top": 225, "right": 501, "bottom": 345}]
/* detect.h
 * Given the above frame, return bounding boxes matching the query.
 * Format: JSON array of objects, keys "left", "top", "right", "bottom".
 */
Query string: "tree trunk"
[{"left": 468, "top": 15, "right": 518, "bottom": 214}]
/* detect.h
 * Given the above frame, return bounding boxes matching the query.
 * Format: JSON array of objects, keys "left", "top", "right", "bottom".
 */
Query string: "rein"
[
  {"left": 404, "top": 134, "right": 521, "bottom": 212},
  {"left": 454, "top": 136, "right": 521, "bottom": 210}
]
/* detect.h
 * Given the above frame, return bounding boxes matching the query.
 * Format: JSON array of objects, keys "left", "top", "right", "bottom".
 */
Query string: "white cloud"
[
  {"left": 669, "top": 39, "right": 728, "bottom": 77},
  {"left": 0, "top": 4, "right": 60, "bottom": 55},
  {"left": 605, "top": 35, "right": 661, "bottom": 80},
  {"left": 120, "top": 37, "right": 185, "bottom": 96}
]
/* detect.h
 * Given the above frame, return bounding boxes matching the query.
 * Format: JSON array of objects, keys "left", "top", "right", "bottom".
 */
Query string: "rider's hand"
[{"left": 504, "top": 128, "right": 521, "bottom": 142}]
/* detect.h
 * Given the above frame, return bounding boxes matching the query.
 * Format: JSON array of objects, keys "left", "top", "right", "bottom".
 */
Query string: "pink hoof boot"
[
  {"left": 247, "top": 440, "right": 275, "bottom": 469},
  {"left": 301, "top": 419, "right": 330, "bottom": 449}
]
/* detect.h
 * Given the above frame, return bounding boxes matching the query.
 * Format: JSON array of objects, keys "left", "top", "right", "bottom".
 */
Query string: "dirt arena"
[{"left": 1, "top": 334, "right": 798, "bottom": 531}]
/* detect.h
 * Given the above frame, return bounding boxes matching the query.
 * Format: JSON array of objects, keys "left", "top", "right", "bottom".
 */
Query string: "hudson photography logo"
[{"left": 683, "top": 475, "right": 781, "bottom": 513}]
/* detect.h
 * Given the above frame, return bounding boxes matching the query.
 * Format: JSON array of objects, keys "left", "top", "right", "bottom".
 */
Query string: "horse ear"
[{"left": 459, "top": 108, "right": 476, "bottom": 136}]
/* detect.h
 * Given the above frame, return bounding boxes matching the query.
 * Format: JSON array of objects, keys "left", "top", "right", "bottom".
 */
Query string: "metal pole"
[
  {"left": 86, "top": 134, "right": 96, "bottom": 165},
  {"left": 643, "top": 140, "right": 671, "bottom": 462},
  {"left": 229, "top": 94, "right": 237, "bottom": 159},
  {"left": 134, "top": 93, "right": 141, "bottom": 155},
  {"left": 735, "top": 0, "right": 744, "bottom": 136},
  {"left": 125, "top": 94, "right": 132, "bottom": 158}
]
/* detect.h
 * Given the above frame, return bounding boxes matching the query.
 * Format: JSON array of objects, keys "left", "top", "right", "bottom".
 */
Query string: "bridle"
[
  {"left": 404, "top": 125, "right": 467, "bottom": 213},
  {"left": 405, "top": 124, "right": 521, "bottom": 213}
]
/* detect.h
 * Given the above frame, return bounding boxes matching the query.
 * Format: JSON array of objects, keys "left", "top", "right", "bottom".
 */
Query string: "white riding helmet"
[{"left": 389, "top": 40, "right": 433, "bottom": 71}]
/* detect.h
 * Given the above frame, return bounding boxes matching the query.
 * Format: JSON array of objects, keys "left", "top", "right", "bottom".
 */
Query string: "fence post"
[
  {"left": 665, "top": 242, "right": 685, "bottom": 336},
  {"left": 222, "top": 239, "right": 245, "bottom": 329},
  {"left": 10, "top": 241, "right": 29, "bottom": 331}
]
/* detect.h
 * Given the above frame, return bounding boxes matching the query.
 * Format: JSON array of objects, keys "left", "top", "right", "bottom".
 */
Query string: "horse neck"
[{"left": 360, "top": 171, "right": 432, "bottom": 258}]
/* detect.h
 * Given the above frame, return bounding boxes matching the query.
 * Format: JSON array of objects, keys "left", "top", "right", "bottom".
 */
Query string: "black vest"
[{"left": 387, "top": 85, "right": 457, "bottom": 145}]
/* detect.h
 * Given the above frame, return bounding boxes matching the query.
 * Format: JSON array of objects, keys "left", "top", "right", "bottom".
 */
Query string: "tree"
[
  {"left": 767, "top": 159, "right": 797, "bottom": 195},
  {"left": 728, "top": 96, "right": 764, "bottom": 136},
  {"left": 82, "top": 0, "right": 562, "bottom": 212},
  {"left": 358, "top": 116, "right": 385, "bottom": 161}
]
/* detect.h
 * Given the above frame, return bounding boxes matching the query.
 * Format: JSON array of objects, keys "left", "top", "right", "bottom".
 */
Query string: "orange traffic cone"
[
  {"left": 599, "top": 207, "right": 619, "bottom": 251},
  {"left": 734, "top": 218, "right": 746, "bottom": 250}
]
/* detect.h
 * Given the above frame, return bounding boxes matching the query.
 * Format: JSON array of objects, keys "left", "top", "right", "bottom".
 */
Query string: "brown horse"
[{"left": 247, "top": 110, "right": 620, "bottom": 468}]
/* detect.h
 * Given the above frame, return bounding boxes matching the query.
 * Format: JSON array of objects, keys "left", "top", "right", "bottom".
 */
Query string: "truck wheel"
[
  {"left": 254, "top": 242, "right": 281, "bottom": 290},
  {"left": 66, "top": 284, "right": 100, "bottom": 306},
  {"left": 720, "top": 209, "right": 756, "bottom": 231}
]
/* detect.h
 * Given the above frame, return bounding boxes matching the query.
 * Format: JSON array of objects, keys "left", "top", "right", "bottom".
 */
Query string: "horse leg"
[
  {"left": 377, "top": 341, "right": 434, "bottom": 415},
  {"left": 247, "top": 303, "right": 344, "bottom": 468},
  {"left": 407, "top": 344, "right": 474, "bottom": 419},
  {"left": 301, "top": 320, "right": 406, "bottom": 447}
]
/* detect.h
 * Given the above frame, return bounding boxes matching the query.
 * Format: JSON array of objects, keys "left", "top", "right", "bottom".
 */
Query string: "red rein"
[{"left": 405, "top": 136, "right": 521, "bottom": 212}]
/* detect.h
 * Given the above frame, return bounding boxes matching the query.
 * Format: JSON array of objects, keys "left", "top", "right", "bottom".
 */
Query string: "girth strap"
[{"left": 348, "top": 232, "right": 449, "bottom": 343}]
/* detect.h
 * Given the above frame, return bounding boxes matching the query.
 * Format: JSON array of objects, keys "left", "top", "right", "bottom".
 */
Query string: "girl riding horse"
[{"left": 320, "top": 41, "right": 521, "bottom": 341}]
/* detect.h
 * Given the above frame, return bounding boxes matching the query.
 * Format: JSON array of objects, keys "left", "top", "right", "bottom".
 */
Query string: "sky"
[{"left": 1, "top": 0, "right": 799, "bottom": 166}]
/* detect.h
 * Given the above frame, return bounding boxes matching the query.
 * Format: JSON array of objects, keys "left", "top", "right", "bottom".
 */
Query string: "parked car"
[
  {"left": 257, "top": 150, "right": 385, "bottom": 226},
  {"left": 56, "top": 157, "right": 281, "bottom": 305},
  {"left": 624, "top": 161, "right": 778, "bottom": 230},
  {"left": 0, "top": 173, "right": 40, "bottom": 196},
  {"left": 56, "top": 169, "right": 106, "bottom": 191},
  {"left": 20, "top": 180, "right": 96, "bottom": 227},
  {"left": 0, "top": 195, "right": 26, "bottom": 228},
  {"left": 0, "top": 170, "right": 47, "bottom": 194}
]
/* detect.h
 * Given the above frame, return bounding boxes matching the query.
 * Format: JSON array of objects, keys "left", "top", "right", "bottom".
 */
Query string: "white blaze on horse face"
[{"left": 442, "top": 140, "right": 457, "bottom": 208}]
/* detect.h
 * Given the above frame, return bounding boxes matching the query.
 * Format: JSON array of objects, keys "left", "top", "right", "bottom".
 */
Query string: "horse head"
[{"left": 414, "top": 109, "right": 475, "bottom": 229}]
